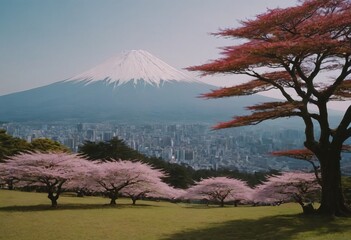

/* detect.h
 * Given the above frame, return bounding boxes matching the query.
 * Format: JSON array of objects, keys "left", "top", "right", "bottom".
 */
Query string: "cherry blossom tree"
[
  {"left": 85, "top": 160, "right": 168, "bottom": 205},
  {"left": 121, "top": 180, "right": 178, "bottom": 205},
  {"left": 254, "top": 172, "right": 321, "bottom": 214},
  {"left": 0, "top": 152, "right": 91, "bottom": 207},
  {"left": 182, "top": 177, "right": 253, "bottom": 207},
  {"left": 188, "top": 0, "right": 351, "bottom": 216},
  {"left": 0, "top": 164, "right": 20, "bottom": 190},
  {"left": 271, "top": 149, "right": 322, "bottom": 185},
  {"left": 271, "top": 146, "right": 351, "bottom": 185},
  {"left": 119, "top": 163, "right": 175, "bottom": 205}
]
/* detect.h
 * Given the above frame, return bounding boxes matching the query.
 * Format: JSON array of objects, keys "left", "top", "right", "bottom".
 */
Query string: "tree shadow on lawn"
[
  {"left": 162, "top": 214, "right": 351, "bottom": 240},
  {"left": 182, "top": 204, "right": 237, "bottom": 209},
  {"left": 0, "top": 203, "right": 157, "bottom": 212}
]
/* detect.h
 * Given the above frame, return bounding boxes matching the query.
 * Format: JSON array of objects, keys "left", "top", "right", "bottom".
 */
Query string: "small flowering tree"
[
  {"left": 271, "top": 146, "right": 351, "bottom": 185},
  {"left": 271, "top": 149, "right": 321, "bottom": 185},
  {"left": 0, "top": 152, "right": 91, "bottom": 207},
  {"left": 119, "top": 163, "right": 172, "bottom": 205},
  {"left": 85, "top": 160, "right": 166, "bottom": 205},
  {"left": 254, "top": 171, "right": 321, "bottom": 214},
  {"left": 121, "top": 180, "right": 177, "bottom": 205},
  {"left": 0, "top": 163, "right": 20, "bottom": 190},
  {"left": 183, "top": 177, "right": 253, "bottom": 207},
  {"left": 62, "top": 160, "right": 96, "bottom": 197}
]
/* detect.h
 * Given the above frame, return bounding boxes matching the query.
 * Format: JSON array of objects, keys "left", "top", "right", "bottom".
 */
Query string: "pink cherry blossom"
[
  {"left": 182, "top": 177, "right": 253, "bottom": 207},
  {"left": 0, "top": 152, "right": 91, "bottom": 207}
]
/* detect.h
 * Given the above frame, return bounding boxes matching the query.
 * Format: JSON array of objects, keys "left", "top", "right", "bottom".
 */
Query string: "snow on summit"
[{"left": 66, "top": 50, "right": 198, "bottom": 87}]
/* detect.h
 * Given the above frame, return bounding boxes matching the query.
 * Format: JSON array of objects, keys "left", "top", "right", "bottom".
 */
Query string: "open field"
[{"left": 1, "top": 190, "right": 351, "bottom": 240}]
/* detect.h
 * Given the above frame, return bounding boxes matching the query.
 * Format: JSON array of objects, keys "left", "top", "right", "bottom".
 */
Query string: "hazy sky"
[{"left": 0, "top": 0, "right": 347, "bottom": 111}]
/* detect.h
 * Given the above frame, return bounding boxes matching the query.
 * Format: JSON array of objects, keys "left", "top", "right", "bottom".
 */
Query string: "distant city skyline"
[
  {"left": 1, "top": 121, "right": 312, "bottom": 172},
  {"left": 0, "top": 0, "right": 349, "bottom": 111}
]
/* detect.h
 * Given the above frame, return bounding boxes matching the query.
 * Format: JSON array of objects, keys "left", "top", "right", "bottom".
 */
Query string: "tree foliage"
[
  {"left": 0, "top": 152, "right": 90, "bottom": 207},
  {"left": 82, "top": 160, "right": 170, "bottom": 205},
  {"left": 30, "top": 138, "right": 70, "bottom": 153},
  {"left": 121, "top": 175, "right": 179, "bottom": 205},
  {"left": 0, "top": 129, "right": 30, "bottom": 162},
  {"left": 182, "top": 177, "right": 253, "bottom": 207},
  {"left": 78, "top": 137, "right": 268, "bottom": 189},
  {"left": 78, "top": 137, "right": 194, "bottom": 188},
  {"left": 254, "top": 172, "right": 321, "bottom": 214},
  {"left": 79, "top": 137, "right": 143, "bottom": 161},
  {"left": 0, "top": 130, "right": 69, "bottom": 162},
  {"left": 188, "top": 0, "right": 351, "bottom": 216},
  {"left": 0, "top": 151, "right": 181, "bottom": 207}
]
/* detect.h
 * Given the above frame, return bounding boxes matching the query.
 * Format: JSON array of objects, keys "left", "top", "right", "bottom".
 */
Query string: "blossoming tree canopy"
[
  {"left": 271, "top": 148, "right": 321, "bottom": 184},
  {"left": 0, "top": 152, "right": 91, "bottom": 207},
  {"left": 188, "top": 0, "right": 351, "bottom": 216},
  {"left": 121, "top": 180, "right": 177, "bottom": 205},
  {"left": 86, "top": 160, "right": 168, "bottom": 205},
  {"left": 254, "top": 171, "right": 320, "bottom": 213},
  {"left": 183, "top": 177, "right": 253, "bottom": 207},
  {"left": 119, "top": 162, "right": 176, "bottom": 205}
]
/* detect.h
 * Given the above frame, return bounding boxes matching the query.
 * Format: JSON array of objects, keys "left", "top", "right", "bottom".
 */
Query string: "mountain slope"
[
  {"left": 0, "top": 80, "right": 275, "bottom": 123},
  {"left": 65, "top": 49, "right": 198, "bottom": 87},
  {"left": 0, "top": 50, "right": 275, "bottom": 123}
]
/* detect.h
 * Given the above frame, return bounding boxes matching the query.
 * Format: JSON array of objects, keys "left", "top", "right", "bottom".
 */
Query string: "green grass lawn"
[{"left": 1, "top": 190, "right": 351, "bottom": 240}]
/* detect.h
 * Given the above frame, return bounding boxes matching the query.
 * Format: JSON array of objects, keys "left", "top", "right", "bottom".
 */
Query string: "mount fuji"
[{"left": 0, "top": 50, "right": 272, "bottom": 123}]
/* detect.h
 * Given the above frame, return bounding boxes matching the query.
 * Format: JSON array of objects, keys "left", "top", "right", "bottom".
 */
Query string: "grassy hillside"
[{"left": 1, "top": 190, "right": 351, "bottom": 240}]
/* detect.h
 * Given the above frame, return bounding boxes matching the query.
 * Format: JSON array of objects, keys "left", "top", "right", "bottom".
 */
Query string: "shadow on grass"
[
  {"left": 162, "top": 214, "right": 351, "bottom": 240},
  {"left": 0, "top": 203, "right": 157, "bottom": 212},
  {"left": 183, "top": 204, "right": 238, "bottom": 209}
]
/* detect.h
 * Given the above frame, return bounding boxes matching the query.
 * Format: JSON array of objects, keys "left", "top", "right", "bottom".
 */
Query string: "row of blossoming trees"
[{"left": 0, "top": 152, "right": 320, "bottom": 213}]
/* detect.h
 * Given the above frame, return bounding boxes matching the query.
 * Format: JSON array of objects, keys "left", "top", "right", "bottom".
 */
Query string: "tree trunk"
[
  {"left": 220, "top": 199, "right": 224, "bottom": 207},
  {"left": 110, "top": 197, "right": 117, "bottom": 205},
  {"left": 302, "top": 203, "right": 315, "bottom": 214},
  {"left": 109, "top": 192, "right": 118, "bottom": 205},
  {"left": 77, "top": 190, "right": 84, "bottom": 197},
  {"left": 132, "top": 197, "right": 137, "bottom": 205},
  {"left": 318, "top": 152, "right": 350, "bottom": 216},
  {"left": 7, "top": 180, "right": 14, "bottom": 190},
  {"left": 47, "top": 192, "right": 58, "bottom": 207}
]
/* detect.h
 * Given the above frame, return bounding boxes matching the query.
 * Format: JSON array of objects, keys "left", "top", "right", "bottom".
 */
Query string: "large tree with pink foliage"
[
  {"left": 121, "top": 180, "right": 179, "bottom": 205},
  {"left": 0, "top": 152, "right": 91, "bottom": 207},
  {"left": 85, "top": 160, "right": 169, "bottom": 205},
  {"left": 188, "top": 0, "right": 351, "bottom": 216},
  {"left": 119, "top": 162, "right": 179, "bottom": 205},
  {"left": 183, "top": 177, "right": 253, "bottom": 207},
  {"left": 254, "top": 172, "right": 320, "bottom": 214}
]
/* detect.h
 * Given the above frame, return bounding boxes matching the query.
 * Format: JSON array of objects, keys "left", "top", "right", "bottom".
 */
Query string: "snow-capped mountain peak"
[{"left": 65, "top": 50, "right": 198, "bottom": 87}]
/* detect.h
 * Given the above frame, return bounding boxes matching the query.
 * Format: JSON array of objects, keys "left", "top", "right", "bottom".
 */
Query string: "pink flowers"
[
  {"left": 181, "top": 177, "right": 253, "bottom": 207},
  {"left": 0, "top": 152, "right": 320, "bottom": 213},
  {"left": 0, "top": 152, "right": 179, "bottom": 206},
  {"left": 253, "top": 171, "right": 320, "bottom": 213},
  {"left": 0, "top": 152, "right": 90, "bottom": 207}
]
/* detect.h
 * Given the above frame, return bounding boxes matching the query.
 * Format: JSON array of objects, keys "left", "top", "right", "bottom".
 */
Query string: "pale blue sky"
[
  {"left": 0, "top": 0, "right": 297, "bottom": 96},
  {"left": 5, "top": 0, "right": 347, "bottom": 112}
]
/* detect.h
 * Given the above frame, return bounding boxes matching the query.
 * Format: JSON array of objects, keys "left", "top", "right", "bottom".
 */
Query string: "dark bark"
[
  {"left": 47, "top": 192, "right": 59, "bottom": 207},
  {"left": 7, "top": 179, "right": 14, "bottom": 190},
  {"left": 293, "top": 193, "right": 316, "bottom": 214},
  {"left": 317, "top": 152, "right": 351, "bottom": 216},
  {"left": 109, "top": 192, "right": 118, "bottom": 205},
  {"left": 44, "top": 180, "right": 65, "bottom": 207},
  {"left": 132, "top": 197, "right": 137, "bottom": 205},
  {"left": 77, "top": 190, "right": 84, "bottom": 197},
  {"left": 110, "top": 198, "right": 117, "bottom": 205},
  {"left": 302, "top": 203, "right": 316, "bottom": 214}
]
